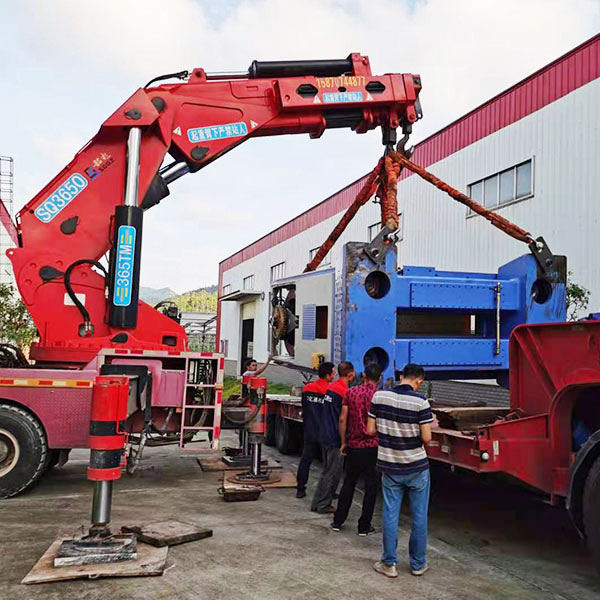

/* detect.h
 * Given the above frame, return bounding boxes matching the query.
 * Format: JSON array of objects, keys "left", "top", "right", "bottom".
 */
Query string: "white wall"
[{"left": 220, "top": 77, "right": 600, "bottom": 367}]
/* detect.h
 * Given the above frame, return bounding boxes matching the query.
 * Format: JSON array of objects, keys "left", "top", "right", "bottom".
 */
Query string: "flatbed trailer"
[{"left": 264, "top": 394, "right": 303, "bottom": 455}]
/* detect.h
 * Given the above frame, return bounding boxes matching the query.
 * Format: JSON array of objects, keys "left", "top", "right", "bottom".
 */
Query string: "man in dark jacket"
[
  {"left": 296, "top": 362, "right": 335, "bottom": 498},
  {"left": 311, "top": 361, "right": 355, "bottom": 514}
]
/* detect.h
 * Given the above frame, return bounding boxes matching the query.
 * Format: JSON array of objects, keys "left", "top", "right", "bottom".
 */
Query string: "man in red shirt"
[
  {"left": 296, "top": 362, "right": 335, "bottom": 499},
  {"left": 331, "top": 362, "right": 382, "bottom": 535}
]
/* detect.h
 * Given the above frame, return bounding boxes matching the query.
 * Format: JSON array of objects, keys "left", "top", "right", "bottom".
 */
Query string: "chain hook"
[{"left": 396, "top": 132, "right": 414, "bottom": 159}]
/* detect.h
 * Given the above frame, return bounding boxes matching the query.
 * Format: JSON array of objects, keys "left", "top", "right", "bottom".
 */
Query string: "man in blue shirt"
[{"left": 367, "top": 364, "right": 433, "bottom": 577}]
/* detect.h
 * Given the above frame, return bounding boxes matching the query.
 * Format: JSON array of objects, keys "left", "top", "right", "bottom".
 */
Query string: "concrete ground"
[{"left": 1, "top": 433, "right": 599, "bottom": 600}]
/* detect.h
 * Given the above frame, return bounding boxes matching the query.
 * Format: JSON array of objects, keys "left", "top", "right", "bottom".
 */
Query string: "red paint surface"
[
  {"left": 426, "top": 319, "right": 600, "bottom": 497},
  {"left": 0, "top": 199, "right": 17, "bottom": 246}
]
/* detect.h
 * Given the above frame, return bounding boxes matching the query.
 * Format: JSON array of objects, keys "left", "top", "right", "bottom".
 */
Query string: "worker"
[
  {"left": 241, "top": 353, "right": 273, "bottom": 397},
  {"left": 311, "top": 361, "right": 355, "bottom": 514},
  {"left": 296, "top": 362, "right": 336, "bottom": 499},
  {"left": 367, "top": 363, "right": 433, "bottom": 578},
  {"left": 330, "top": 362, "right": 382, "bottom": 535},
  {"left": 242, "top": 354, "right": 273, "bottom": 377}
]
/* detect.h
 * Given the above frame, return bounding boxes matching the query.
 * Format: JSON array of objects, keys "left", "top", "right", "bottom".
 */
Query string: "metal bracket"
[
  {"left": 363, "top": 225, "right": 398, "bottom": 266},
  {"left": 528, "top": 236, "right": 556, "bottom": 276}
]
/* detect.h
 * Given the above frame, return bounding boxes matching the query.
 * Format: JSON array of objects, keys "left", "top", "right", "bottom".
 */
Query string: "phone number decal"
[
  {"left": 34, "top": 174, "right": 88, "bottom": 223},
  {"left": 316, "top": 76, "right": 366, "bottom": 88}
]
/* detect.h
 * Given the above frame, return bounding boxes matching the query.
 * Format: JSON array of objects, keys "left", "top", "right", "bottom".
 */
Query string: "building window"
[
  {"left": 368, "top": 222, "right": 382, "bottom": 242},
  {"left": 309, "top": 247, "right": 331, "bottom": 266},
  {"left": 222, "top": 284, "right": 231, "bottom": 296},
  {"left": 302, "top": 304, "right": 329, "bottom": 340},
  {"left": 467, "top": 159, "right": 533, "bottom": 216},
  {"left": 315, "top": 306, "right": 328, "bottom": 339},
  {"left": 243, "top": 275, "right": 254, "bottom": 290},
  {"left": 368, "top": 213, "right": 403, "bottom": 241},
  {"left": 270, "top": 262, "right": 286, "bottom": 282}
]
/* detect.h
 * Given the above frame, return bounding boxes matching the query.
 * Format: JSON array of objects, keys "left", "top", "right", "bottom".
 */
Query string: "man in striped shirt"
[{"left": 367, "top": 364, "right": 433, "bottom": 578}]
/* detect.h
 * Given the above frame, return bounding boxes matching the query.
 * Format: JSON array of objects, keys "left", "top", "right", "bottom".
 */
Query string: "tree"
[
  {"left": 566, "top": 271, "right": 591, "bottom": 321},
  {"left": 169, "top": 289, "right": 217, "bottom": 313},
  {"left": 0, "top": 284, "right": 37, "bottom": 349}
]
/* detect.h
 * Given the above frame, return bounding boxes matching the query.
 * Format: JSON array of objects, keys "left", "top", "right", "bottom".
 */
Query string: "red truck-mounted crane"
[{"left": 0, "top": 55, "right": 423, "bottom": 506}]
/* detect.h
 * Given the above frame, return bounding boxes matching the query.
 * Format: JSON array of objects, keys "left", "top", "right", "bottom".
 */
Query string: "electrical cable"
[{"left": 144, "top": 70, "right": 190, "bottom": 89}]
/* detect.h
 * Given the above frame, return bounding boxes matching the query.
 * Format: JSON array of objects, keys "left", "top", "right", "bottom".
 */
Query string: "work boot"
[
  {"left": 373, "top": 561, "right": 398, "bottom": 578},
  {"left": 411, "top": 564, "right": 429, "bottom": 576}
]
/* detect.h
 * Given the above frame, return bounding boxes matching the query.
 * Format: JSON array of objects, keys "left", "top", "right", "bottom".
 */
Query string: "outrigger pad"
[
  {"left": 54, "top": 534, "right": 137, "bottom": 567},
  {"left": 121, "top": 520, "right": 213, "bottom": 547},
  {"left": 22, "top": 540, "right": 166, "bottom": 585}
]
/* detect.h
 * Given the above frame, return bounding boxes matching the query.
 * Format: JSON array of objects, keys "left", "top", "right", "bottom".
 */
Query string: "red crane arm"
[{"left": 9, "top": 54, "right": 422, "bottom": 365}]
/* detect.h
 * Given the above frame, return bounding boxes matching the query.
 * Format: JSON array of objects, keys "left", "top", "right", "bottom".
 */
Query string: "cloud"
[{"left": 6, "top": 0, "right": 600, "bottom": 292}]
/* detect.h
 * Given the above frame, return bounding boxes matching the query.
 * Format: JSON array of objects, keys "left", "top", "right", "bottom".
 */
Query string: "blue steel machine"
[{"left": 340, "top": 239, "right": 566, "bottom": 387}]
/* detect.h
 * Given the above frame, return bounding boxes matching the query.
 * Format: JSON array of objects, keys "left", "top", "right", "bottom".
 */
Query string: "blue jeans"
[{"left": 381, "top": 468, "right": 430, "bottom": 570}]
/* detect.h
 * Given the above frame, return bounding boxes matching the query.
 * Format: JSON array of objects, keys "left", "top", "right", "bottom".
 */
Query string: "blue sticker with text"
[
  {"left": 322, "top": 92, "right": 363, "bottom": 103},
  {"left": 34, "top": 173, "right": 88, "bottom": 223},
  {"left": 187, "top": 122, "right": 248, "bottom": 143},
  {"left": 113, "top": 225, "right": 136, "bottom": 307}
]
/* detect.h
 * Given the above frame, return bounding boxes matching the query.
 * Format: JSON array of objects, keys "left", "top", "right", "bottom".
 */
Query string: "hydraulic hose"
[{"left": 64, "top": 259, "right": 108, "bottom": 335}]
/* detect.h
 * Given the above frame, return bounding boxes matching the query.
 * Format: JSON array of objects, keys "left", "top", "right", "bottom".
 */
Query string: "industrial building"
[{"left": 218, "top": 34, "right": 600, "bottom": 377}]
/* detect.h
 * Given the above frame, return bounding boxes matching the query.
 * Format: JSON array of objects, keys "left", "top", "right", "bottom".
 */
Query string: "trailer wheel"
[
  {"left": 583, "top": 454, "right": 600, "bottom": 570},
  {"left": 264, "top": 414, "right": 277, "bottom": 447},
  {"left": 0, "top": 404, "right": 48, "bottom": 498},
  {"left": 275, "top": 415, "right": 298, "bottom": 455}
]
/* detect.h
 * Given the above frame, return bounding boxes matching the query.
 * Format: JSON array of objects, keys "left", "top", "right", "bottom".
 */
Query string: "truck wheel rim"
[{"left": 0, "top": 429, "right": 20, "bottom": 478}]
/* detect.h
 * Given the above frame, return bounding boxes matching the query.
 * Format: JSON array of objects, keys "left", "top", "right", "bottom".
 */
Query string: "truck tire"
[
  {"left": 275, "top": 415, "right": 297, "bottom": 455},
  {"left": 264, "top": 414, "right": 277, "bottom": 447},
  {"left": 0, "top": 404, "right": 48, "bottom": 498},
  {"left": 583, "top": 454, "right": 600, "bottom": 570}
]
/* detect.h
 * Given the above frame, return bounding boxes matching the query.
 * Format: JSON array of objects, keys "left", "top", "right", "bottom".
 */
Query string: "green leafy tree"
[
  {"left": 0, "top": 284, "right": 37, "bottom": 348},
  {"left": 170, "top": 289, "right": 217, "bottom": 313},
  {"left": 566, "top": 271, "right": 591, "bottom": 321}
]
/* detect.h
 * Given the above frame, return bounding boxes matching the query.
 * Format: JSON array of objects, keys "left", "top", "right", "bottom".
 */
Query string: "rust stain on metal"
[{"left": 379, "top": 155, "right": 400, "bottom": 230}]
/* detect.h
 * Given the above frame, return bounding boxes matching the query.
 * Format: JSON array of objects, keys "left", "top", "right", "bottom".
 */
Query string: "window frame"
[
  {"left": 242, "top": 274, "right": 255, "bottom": 290},
  {"left": 221, "top": 283, "right": 231, "bottom": 296},
  {"left": 309, "top": 247, "right": 331, "bottom": 266},
  {"left": 467, "top": 158, "right": 534, "bottom": 218},
  {"left": 270, "top": 261, "right": 286, "bottom": 282}
]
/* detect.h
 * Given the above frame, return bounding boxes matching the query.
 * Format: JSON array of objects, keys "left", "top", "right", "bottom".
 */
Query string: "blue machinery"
[{"left": 340, "top": 241, "right": 566, "bottom": 387}]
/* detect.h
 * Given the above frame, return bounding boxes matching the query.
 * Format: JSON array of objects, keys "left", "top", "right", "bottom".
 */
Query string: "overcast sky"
[{"left": 3, "top": 0, "right": 599, "bottom": 293}]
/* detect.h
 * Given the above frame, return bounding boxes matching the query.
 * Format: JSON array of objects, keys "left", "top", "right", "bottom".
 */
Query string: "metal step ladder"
[{"left": 178, "top": 353, "right": 224, "bottom": 453}]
